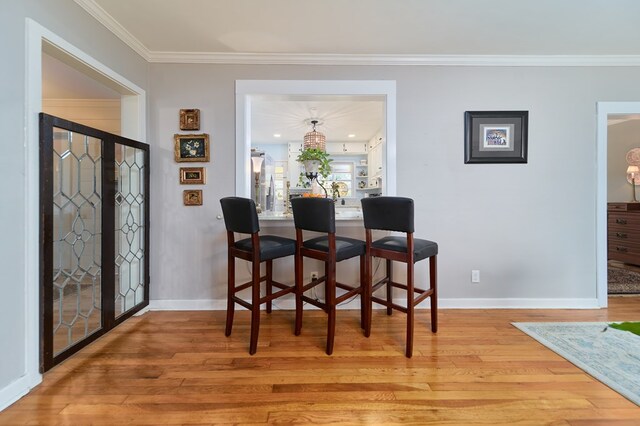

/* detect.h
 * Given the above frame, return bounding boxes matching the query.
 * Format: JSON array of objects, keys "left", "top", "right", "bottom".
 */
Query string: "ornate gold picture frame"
[
  {"left": 179, "top": 108, "right": 200, "bottom": 130},
  {"left": 179, "top": 167, "right": 206, "bottom": 184},
  {"left": 174, "top": 133, "right": 210, "bottom": 162},
  {"left": 183, "top": 189, "right": 203, "bottom": 206}
]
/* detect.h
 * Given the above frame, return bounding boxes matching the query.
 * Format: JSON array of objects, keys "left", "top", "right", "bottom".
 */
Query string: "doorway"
[
  {"left": 26, "top": 19, "right": 147, "bottom": 382},
  {"left": 597, "top": 102, "right": 640, "bottom": 306},
  {"left": 39, "top": 113, "right": 149, "bottom": 371}
]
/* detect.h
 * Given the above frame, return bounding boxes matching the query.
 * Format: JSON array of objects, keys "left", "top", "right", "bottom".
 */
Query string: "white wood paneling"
[{"left": 42, "top": 99, "right": 121, "bottom": 135}]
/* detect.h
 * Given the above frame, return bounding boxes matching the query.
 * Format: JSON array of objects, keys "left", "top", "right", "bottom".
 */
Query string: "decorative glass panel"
[
  {"left": 52, "top": 128, "right": 102, "bottom": 355},
  {"left": 114, "top": 145, "right": 146, "bottom": 318}
]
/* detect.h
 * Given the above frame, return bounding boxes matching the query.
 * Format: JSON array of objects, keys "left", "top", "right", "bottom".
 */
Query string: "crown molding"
[
  {"left": 75, "top": 0, "right": 640, "bottom": 67},
  {"left": 74, "top": 0, "right": 151, "bottom": 61},
  {"left": 147, "top": 52, "right": 640, "bottom": 66}
]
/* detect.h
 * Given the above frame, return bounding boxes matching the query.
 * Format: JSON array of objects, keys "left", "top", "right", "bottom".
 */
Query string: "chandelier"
[{"left": 303, "top": 120, "right": 326, "bottom": 151}]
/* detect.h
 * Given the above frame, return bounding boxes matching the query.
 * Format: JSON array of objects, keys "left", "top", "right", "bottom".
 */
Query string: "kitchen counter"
[{"left": 259, "top": 207, "right": 363, "bottom": 221}]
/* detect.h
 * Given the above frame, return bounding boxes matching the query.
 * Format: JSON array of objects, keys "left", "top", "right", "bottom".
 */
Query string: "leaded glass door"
[{"left": 40, "top": 113, "right": 149, "bottom": 371}]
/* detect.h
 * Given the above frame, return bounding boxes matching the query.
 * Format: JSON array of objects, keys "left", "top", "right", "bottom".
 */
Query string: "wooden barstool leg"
[
  {"left": 430, "top": 255, "right": 438, "bottom": 333},
  {"left": 359, "top": 254, "right": 366, "bottom": 331},
  {"left": 266, "top": 260, "right": 273, "bottom": 314},
  {"left": 249, "top": 259, "right": 261, "bottom": 355},
  {"left": 386, "top": 259, "right": 393, "bottom": 316},
  {"left": 364, "top": 253, "right": 372, "bottom": 338},
  {"left": 406, "top": 260, "right": 415, "bottom": 358},
  {"left": 294, "top": 250, "right": 303, "bottom": 336},
  {"left": 225, "top": 253, "right": 235, "bottom": 337},
  {"left": 326, "top": 261, "right": 336, "bottom": 355}
]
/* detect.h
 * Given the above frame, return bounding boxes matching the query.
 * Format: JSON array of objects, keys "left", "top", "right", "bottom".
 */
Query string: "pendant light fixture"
[{"left": 303, "top": 120, "right": 326, "bottom": 151}]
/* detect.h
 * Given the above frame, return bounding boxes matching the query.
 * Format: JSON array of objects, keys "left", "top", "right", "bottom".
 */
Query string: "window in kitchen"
[{"left": 325, "top": 162, "right": 353, "bottom": 198}]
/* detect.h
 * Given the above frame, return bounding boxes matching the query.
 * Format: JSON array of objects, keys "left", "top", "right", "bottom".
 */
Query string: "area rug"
[
  {"left": 608, "top": 266, "right": 640, "bottom": 294},
  {"left": 512, "top": 322, "right": 640, "bottom": 406}
]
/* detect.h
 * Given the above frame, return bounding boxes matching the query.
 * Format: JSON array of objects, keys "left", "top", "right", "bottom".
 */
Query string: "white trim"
[
  {"left": 22, "top": 18, "right": 45, "bottom": 408},
  {"left": 73, "top": 0, "right": 151, "bottom": 61},
  {"left": 41, "top": 98, "right": 121, "bottom": 106},
  {"left": 148, "top": 297, "right": 600, "bottom": 311},
  {"left": 71, "top": 1, "right": 640, "bottom": 67},
  {"left": 149, "top": 298, "right": 361, "bottom": 311},
  {"left": 148, "top": 52, "right": 640, "bottom": 67},
  {"left": 438, "top": 298, "right": 600, "bottom": 309},
  {"left": 16, "top": 18, "right": 147, "bottom": 408},
  {"left": 596, "top": 102, "right": 640, "bottom": 308},
  {"left": 235, "top": 80, "right": 396, "bottom": 198},
  {"left": 149, "top": 299, "right": 227, "bottom": 311},
  {"left": 0, "top": 376, "right": 32, "bottom": 412}
]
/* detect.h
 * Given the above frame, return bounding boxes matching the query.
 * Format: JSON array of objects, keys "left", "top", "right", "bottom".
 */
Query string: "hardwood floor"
[{"left": 1, "top": 297, "right": 639, "bottom": 425}]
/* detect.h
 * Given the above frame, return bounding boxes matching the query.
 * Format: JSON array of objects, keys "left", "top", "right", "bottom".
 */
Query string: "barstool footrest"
[{"left": 233, "top": 297, "right": 252, "bottom": 310}]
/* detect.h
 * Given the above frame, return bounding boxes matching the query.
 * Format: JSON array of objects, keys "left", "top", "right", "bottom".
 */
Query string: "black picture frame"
[{"left": 464, "top": 111, "right": 528, "bottom": 164}]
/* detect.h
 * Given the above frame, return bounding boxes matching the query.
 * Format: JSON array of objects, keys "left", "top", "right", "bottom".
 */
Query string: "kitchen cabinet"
[
  {"left": 368, "top": 138, "right": 383, "bottom": 182},
  {"left": 326, "top": 142, "right": 368, "bottom": 155},
  {"left": 344, "top": 142, "right": 368, "bottom": 154},
  {"left": 288, "top": 142, "right": 303, "bottom": 156},
  {"left": 287, "top": 143, "right": 303, "bottom": 184}
]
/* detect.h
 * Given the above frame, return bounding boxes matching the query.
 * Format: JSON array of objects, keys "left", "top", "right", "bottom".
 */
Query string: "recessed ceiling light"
[
  {"left": 348, "top": 134, "right": 356, "bottom": 138},
  {"left": 273, "top": 133, "right": 281, "bottom": 138}
]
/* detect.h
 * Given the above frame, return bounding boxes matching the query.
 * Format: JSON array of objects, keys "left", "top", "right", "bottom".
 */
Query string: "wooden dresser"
[{"left": 608, "top": 202, "right": 640, "bottom": 265}]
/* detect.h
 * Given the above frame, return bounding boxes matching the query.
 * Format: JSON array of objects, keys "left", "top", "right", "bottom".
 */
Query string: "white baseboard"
[
  {"left": 438, "top": 298, "right": 600, "bottom": 309},
  {"left": 148, "top": 298, "right": 362, "bottom": 311},
  {"left": 0, "top": 373, "right": 41, "bottom": 412},
  {"left": 149, "top": 299, "right": 227, "bottom": 310},
  {"left": 149, "top": 297, "right": 601, "bottom": 311}
]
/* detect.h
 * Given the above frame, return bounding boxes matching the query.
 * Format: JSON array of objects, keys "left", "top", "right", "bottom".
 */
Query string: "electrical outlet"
[
  {"left": 471, "top": 270, "right": 480, "bottom": 283},
  {"left": 310, "top": 271, "right": 318, "bottom": 281}
]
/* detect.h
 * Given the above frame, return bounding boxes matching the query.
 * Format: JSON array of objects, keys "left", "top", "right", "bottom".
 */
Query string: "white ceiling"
[
  {"left": 251, "top": 96, "right": 384, "bottom": 144},
  {"left": 85, "top": 0, "right": 640, "bottom": 57},
  {"left": 608, "top": 114, "right": 640, "bottom": 126},
  {"left": 65, "top": 0, "right": 640, "bottom": 141}
]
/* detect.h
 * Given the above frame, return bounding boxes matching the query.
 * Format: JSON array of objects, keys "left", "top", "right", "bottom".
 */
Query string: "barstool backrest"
[
  {"left": 361, "top": 196, "right": 415, "bottom": 233},
  {"left": 220, "top": 197, "right": 260, "bottom": 234},
  {"left": 291, "top": 197, "right": 336, "bottom": 233}
]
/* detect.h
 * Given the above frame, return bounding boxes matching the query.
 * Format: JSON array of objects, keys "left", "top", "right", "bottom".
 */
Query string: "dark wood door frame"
[{"left": 39, "top": 113, "right": 150, "bottom": 372}]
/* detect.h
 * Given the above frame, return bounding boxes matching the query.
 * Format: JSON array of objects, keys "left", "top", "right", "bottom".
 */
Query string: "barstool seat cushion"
[
  {"left": 303, "top": 236, "right": 365, "bottom": 261},
  {"left": 235, "top": 235, "right": 296, "bottom": 261},
  {"left": 371, "top": 236, "right": 438, "bottom": 262}
]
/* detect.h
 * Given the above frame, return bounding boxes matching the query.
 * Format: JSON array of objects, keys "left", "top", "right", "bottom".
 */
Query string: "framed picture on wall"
[
  {"left": 179, "top": 108, "right": 200, "bottom": 130},
  {"left": 183, "top": 189, "right": 203, "bottom": 206},
  {"left": 464, "top": 111, "right": 528, "bottom": 164},
  {"left": 174, "top": 133, "right": 210, "bottom": 162},
  {"left": 179, "top": 167, "right": 206, "bottom": 184}
]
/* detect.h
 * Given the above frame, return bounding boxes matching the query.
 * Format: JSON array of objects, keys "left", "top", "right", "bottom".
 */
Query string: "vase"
[{"left": 303, "top": 160, "right": 320, "bottom": 175}]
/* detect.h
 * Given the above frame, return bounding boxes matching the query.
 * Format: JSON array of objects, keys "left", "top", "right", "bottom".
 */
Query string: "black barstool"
[
  {"left": 291, "top": 197, "right": 367, "bottom": 355},
  {"left": 361, "top": 196, "right": 438, "bottom": 357},
  {"left": 219, "top": 197, "right": 297, "bottom": 355}
]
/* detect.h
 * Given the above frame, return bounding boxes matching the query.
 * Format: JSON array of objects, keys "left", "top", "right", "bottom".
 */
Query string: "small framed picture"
[
  {"left": 179, "top": 167, "right": 206, "bottom": 184},
  {"left": 180, "top": 109, "right": 200, "bottom": 130},
  {"left": 183, "top": 189, "right": 203, "bottom": 206},
  {"left": 464, "top": 111, "right": 528, "bottom": 164},
  {"left": 174, "top": 133, "right": 210, "bottom": 162}
]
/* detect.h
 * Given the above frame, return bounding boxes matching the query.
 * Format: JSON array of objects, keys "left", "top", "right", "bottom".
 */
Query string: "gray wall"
[
  {"left": 4, "top": 0, "right": 640, "bottom": 407},
  {"left": 608, "top": 120, "right": 640, "bottom": 202},
  {"left": 148, "top": 64, "right": 640, "bottom": 305},
  {"left": 0, "top": 0, "right": 147, "bottom": 402}
]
